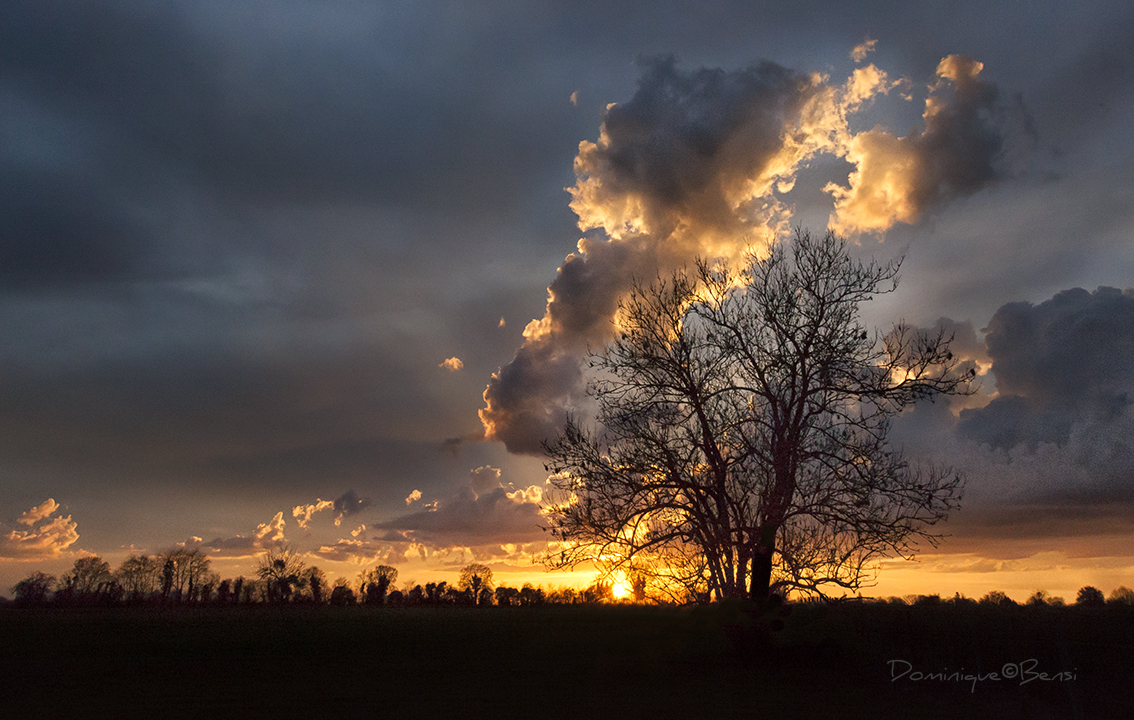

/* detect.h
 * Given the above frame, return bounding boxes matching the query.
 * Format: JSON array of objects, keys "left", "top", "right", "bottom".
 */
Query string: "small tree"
[
  {"left": 11, "top": 572, "right": 56, "bottom": 606},
  {"left": 545, "top": 229, "right": 973, "bottom": 603},
  {"left": 330, "top": 578, "right": 356, "bottom": 606},
  {"left": 458, "top": 563, "right": 494, "bottom": 605},
  {"left": 116, "top": 554, "right": 161, "bottom": 602},
  {"left": 979, "top": 590, "right": 1016, "bottom": 607},
  {"left": 59, "top": 556, "right": 113, "bottom": 604},
  {"left": 302, "top": 566, "right": 327, "bottom": 604},
  {"left": 1076, "top": 586, "right": 1105, "bottom": 607},
  {"left": 1108, "top": 586, "right": 1134, "bottom": 606},
  {"left": 358, "top": 565, "right": 398, "bottom": 606},
  {"left": 256, "top": 545, "right": 306, "bottom": 604}
]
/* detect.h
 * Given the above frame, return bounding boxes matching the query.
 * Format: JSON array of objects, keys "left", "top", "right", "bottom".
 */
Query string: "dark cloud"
[
  {"left": 376, "top": 486, "right": 546, "bottom": 546},
  {"left": 333, "top": 490, "right": 373, "bottom": 521},
  {"left": 960, "top": 286, "right": 1134, "bottom": 449}
]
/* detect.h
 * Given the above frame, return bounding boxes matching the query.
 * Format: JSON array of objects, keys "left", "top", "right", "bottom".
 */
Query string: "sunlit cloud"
[
  {"left": 826, "top": 55, "right": 1002, "bottom": 235},
  {"left": 405, "top": 489, "right": 422, "bottom": 506},
  {"left": 185, "top": 511, "right": 288, "bottom": 558},
  {"left": 439, "top": 357, "right": 464, "bottom": 372},
  {"left": 292, "top": 499, "right": 334, "bottom": 530},
  {"left": 377, "top": 465, "right": 548, "bottom": 547},
  {"left": 469, "top": 465, "right": 502, "bottom": 498},
  {"left": 0, "top": 499, "right": 80, "bottom": 559},
  {"left": 482, "top": 49, "right": 1010, "bottom": 454},
  {"left": 17, "top": 498, "right": 61, "bottom": 526},
  {"left": 850, "top": 37, "right": 877, "bottom": 63}
]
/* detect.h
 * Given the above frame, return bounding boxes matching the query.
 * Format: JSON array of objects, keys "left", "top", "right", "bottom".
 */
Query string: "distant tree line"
[{"left": 4, "top": 549, "right": 631, "bottom": 609}]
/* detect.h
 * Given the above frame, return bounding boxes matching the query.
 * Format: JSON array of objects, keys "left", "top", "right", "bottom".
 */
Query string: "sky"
[{"left": 2, "top": 0, "right": 1133, "bottom": 600}]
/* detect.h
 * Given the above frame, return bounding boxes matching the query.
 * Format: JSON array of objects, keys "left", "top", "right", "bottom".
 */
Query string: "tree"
[
  {"left": 256, "top": 545, "right": 306, "bottom": 603},
  {"left": 59, "top": 555, "right": 113, "bottom": 603},
  {"left": 979, "top": 590, "right": 1016, "bottom": 607},
  {"left": 11, "top": 572, "right": 56, "bottom": 606},
  {"left": 458, "top": 563, "right": 494, "bottom": 605},
  {"left": 1076, "top": 586, "right": 1105, "bottom": 607},
  {"left": 158, "top": 547, "right": 211, "bottom": 602},
  {"left": 301, "top": 566, "right": 327, "bottom": 604},
  {"left": 116, "top": 554, "right": 161, "bottom": 601},
  {"left": 1108, "top": 586, "right": 1134, "bottom": 606},
  {"left": 544, "top": 229, "right": 973, "bottom": 603},
  {"left": 358, "top": 565, "right": 398, "bottom": 606},
  {"left": 330, "top": 578, "right": 356, "bottom": 606}
]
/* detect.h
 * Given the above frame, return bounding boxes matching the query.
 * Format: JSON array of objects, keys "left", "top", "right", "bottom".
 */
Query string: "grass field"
[{"left": 2, "top": 602, "right": 1131, "bottom": 719}]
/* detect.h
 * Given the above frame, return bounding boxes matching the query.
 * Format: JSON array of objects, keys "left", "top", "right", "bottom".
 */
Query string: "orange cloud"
[
  {"left": 439, "top": 357, "right": 464, "bottom": 372},
  {"left": 292, "top": 499, "right": 334, "bottom": 529},
  {"left": 0, "top": 499, "right": 80, "bottom": 559}
]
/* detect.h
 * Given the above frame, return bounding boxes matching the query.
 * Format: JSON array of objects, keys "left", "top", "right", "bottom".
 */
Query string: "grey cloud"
[
  {"left": 959, "top": 286, "right": 1134, "bottom": 450},
  {"left": 333, "top": 490, "right": 373, "bottom": 520},
  {"left": 375, "top": 486, "right": 546, "bottom": 545},
  {"left": 981, "top": 286, "right": 1134, "bottom": 405}
]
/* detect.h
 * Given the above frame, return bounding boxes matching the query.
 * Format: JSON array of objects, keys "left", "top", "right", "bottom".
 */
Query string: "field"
[{"left": 2, "top": 602, "right": 1132, "bottom": 719}]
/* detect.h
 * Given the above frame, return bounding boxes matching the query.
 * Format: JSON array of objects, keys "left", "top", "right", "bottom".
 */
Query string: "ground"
[{"left": 1, "top": 602, "right": 1130, "bottom": 719}]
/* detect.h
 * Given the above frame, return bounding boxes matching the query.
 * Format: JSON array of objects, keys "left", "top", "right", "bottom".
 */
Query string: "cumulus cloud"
[
  {"left": 439, "top": 357, "right": 464, "bottom": 372},
  {"left": 405, "top": 489, "right": 422, "bottom": 506},
  {"left": 851, "top": 38, "right": 877, "bottom": 63},
  {"left": 888, "top": 288, "right": 1134, "bottom": 552},
  {"left": 481, "top": 51, "right": 1012, "bottom": 454},
  {"left": 187, "top": 511, "right": 288, "bottom": 558},
  {"left": 292, "top": 499, "right": 334, "bottom": 530},
  {"left": 0, "top": 499, "right": 80, "bottom": 559},
  {"left": 826, "top": 55, "right": 1004, "bottom": 234},
  {"left": 17, "top": 498, "right": 61, "bottom": 526},
  {"left": 469, "top": 465, "right": 502, "bottom": 497},
  {"left": 959, "top": 286, "right": 1134, "bottom": 452}
]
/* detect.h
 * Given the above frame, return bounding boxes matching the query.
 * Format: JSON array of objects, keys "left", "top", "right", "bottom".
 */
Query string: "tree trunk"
[{"left": 749, "top": 544, "right": 773, "bottom": 604}]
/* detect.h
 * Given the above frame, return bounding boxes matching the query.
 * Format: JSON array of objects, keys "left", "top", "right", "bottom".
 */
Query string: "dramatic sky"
[{"left": 3, "top": 0, "right": 1133, "bottom": 600}]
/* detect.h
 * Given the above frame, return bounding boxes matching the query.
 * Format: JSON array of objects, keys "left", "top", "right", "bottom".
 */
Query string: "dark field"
[{"left": 2, "top": 602, "right": 1132, "bottom": 719}]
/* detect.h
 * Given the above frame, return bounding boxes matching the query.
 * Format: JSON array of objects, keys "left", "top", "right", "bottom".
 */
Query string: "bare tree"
[
  {"left": 458, "top": 563, "right": 494, "bottom": 605},
  {"left": 544, "top": 229, "right": 973, "bottom": 603},
  {"left": 256, "top": 545, "right": 306, "bottom": 604},
  {"left": 58, "top": 555, "right": 113, "bottom": 603},
  {"left": 116, "top": 554, "right": 161, "bottom": 601}
]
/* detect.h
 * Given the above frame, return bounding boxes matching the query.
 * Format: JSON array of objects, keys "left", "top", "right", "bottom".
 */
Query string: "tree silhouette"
[
  {"left": 256, "top": 546, "right": 306, "bottom": 604},
  {"left": 358, "top": 565, "right": 398, "bottom": 605},
  {"left": 116, "top": 554, "right": 160, "bottom": 602},
  {"left": 11, "top": 571, "right": 56, "bottom": 606},
  {"left": 544, "top": 229, "right": 973, "bottom": 602},
  {"left": 458, "top": 564, "right": 494, "bottom": 605},
  {"left": 494, "top": 586, "right": 520, "bottom": 607},
  {"left": 330, "top": 578, "right": 356, "bottom": 606},
  {"left": 1076, "top": 586, "right": 1105, "bottom": 607},
  {"left": 59, "top": 555, "right": 113, "bottom": 604}
]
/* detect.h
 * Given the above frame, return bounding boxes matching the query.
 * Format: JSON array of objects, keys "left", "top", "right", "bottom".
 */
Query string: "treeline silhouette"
[
  {"left": 7, "top": 548, "right": 1134, "bottom": 610},
  {"left": 4, "top": 549, "right": 627, "bottom": 609}
]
